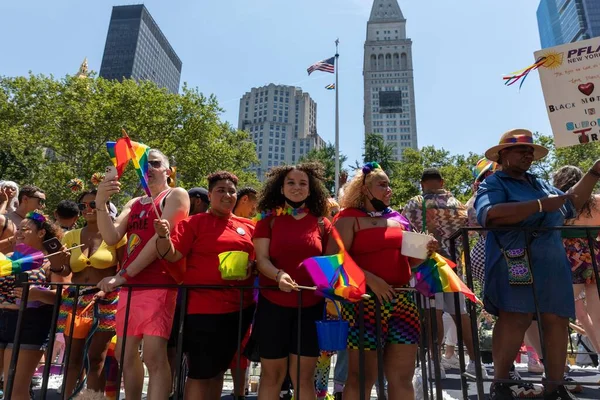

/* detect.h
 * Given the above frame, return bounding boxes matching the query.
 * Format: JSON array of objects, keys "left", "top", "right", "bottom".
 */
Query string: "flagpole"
[{"left": 334, "top": 39, "right": 340, "bottom": 198}]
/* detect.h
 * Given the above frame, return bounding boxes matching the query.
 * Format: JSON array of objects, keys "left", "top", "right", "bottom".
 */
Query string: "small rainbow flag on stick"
[
  {"left": 302, "top": 228, "right": 366, "bottom": 303},
  {"left": 0, "top": 244, "right": 45, "bottom": 277},
  {"left": 412, "top": 253, "right": 479, "bottom": 303},
  {"left": 122, "top": 129, "right": 151, "bottom": 197},
  {"left": 106, "top": 139, "right": 130, "bottom": 178}
]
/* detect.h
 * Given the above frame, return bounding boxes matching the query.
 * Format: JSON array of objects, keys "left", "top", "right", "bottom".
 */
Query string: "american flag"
[{"left": 307, "top": 57, "right": 335, "bottom": 75}]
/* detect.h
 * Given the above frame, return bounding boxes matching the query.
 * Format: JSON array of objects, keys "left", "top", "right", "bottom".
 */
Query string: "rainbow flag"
[
  {"left": 122, "top": 130, "right": 151, "bottom": 197},
  {"left": 412, "top": 252, "right": 479, "bottom": 303},
  {"left": 302, "top": 228, "right": 366, "bottom": 302},
  {"left": 325, "top": 83, "right": 335, "bottom": 90},
  {"left": 105, "top": 139, "right": 131, "bottom": 178},
  {"left": 0, "top": 243, "right": 45, "bottom": 277}
]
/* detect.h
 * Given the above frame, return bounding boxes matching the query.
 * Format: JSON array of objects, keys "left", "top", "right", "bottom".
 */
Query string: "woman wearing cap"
[
  {"left": 332, "top": 162, "right": 436, "bottom": 400},
  {"left": 475, "top": 129, "right": 600, "bottom": 400},
  {"left": 253, "top": 162, "right": 332, "bottom": 400},
  {"left": 51, "top": 190, "right": 126, "bottom": 398},
  {"left": 155, "top": 171, "right": 255, "bottom": 399}
]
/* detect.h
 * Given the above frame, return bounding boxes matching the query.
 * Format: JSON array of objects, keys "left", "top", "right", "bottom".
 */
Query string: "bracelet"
[
  {"left": 119, "top": 269, "right": 132, "bottom": 281},
  {"left": 275, "top": 269, "right": 283, "bottom": 283},
  {"left": 537, "top": 199, "right": 543, "bottom": 213},
  {"left": 158, "top": 233, "right": 169, "bottom": 239},
  {"left": 96, "top": 207, "right": 108, "bottom": 213},
  {"left": 589, "top": 169, "right": 600, "bottom": 179}
]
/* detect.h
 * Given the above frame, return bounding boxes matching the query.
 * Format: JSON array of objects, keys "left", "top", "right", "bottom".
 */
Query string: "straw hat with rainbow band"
[{"left": 484, "top": 129, "right": 548, "bottom": 162}]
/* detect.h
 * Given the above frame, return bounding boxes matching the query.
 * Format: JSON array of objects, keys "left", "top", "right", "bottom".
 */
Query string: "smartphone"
[
  {"left": 43, "top": 238, "right": 62, "bottom": 254},
  {"left": 104, "top": 166, "right": 118, "bottom": 182}
]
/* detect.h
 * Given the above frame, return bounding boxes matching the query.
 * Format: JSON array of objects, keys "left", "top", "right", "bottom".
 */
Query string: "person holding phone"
[
  {"left": 475, "top": 129, "right": 600, "bottom": 400},
  {"left": 1, "top": 212, "right": 68, "bottom": 400},
  {"left": 95, "top": 149, "right": 189, "bottom": 400},
  {"left": 50, "top": 190, "right": 126, "bottom": 398}
]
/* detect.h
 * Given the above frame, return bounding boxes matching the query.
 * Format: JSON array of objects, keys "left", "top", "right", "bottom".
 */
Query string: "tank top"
[
  {"left": 122, "top": 189, "right": 175, "bottom": 286},
  {"left": 350, "top": 220, "right": 412, "bottom": 287}
]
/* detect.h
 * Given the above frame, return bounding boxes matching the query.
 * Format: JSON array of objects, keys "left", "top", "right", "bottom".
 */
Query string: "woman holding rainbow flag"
[
  {"left": 253, "top": 162, "right": 332, "bottom": 400},
  {"left": 331, "top": 162, "right": 436, "bottom": 400},
  {"left": 96, "top": 147, "right": 189, "bottom": 400}
]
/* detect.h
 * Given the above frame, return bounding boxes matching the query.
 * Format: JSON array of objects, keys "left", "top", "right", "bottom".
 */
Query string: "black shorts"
[
  {"left": 255, "top": 295, "right": 323, "bottom": 359},
  {"left": 184, "top": 305, "right": 255, "bottom": 380},
  {"left": 0, "top": 306, "right": 53, "bottom": 351}
]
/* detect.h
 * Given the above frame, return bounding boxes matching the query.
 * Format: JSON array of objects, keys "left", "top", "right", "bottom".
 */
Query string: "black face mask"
[
  {"left": 284, "top": 196, "right": 306, "bottom": 209},
  {"left": 367, "top": 189, "right": 388, "bottom": 212}
]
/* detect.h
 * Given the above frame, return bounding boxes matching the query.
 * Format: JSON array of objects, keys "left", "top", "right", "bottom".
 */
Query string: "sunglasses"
[
  {"left": 30, "top": 196, "right": 46, "bottom": 206},
  {"left": 148, "top": 160, "right": 163, "bottom": 169},
  {"left": 78, "top": 201, "right": 96, "bottom": 211}
]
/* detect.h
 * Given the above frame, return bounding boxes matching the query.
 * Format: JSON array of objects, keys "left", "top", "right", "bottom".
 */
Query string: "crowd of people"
[{"left": 0, "top": 128, "right": 599, "bottom": 400}]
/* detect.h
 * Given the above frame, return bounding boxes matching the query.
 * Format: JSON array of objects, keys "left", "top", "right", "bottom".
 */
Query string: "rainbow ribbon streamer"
[
  {"left": 412, "top": 252, "right": 479, "bottom": 304},
  {"left": 302, "top": 228, "right": 366, "bottom": 303},
  {"left": 0, "top": 243, "right": 45, "bottom": 277},
  {"left": 503, "top": 57, "right": 547, "bottom": 90}
]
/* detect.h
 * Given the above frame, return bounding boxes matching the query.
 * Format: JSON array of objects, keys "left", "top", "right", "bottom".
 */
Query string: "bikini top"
[{"left": 63, "top": 228, "right": 126, "bottom": 273}]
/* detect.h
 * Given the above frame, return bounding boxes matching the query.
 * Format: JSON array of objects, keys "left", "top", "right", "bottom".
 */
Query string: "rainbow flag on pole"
[
  {"left": 302, "top": 228, "right": 366, "bottom": 302},
  {"left": 412, "top": 253, "right": 479, "bottom": 303},
  {"left": 122, "top": 130, "right": 151, "bottom": 196},
  {"left": 0, "top": 244, "right": 45, "bottom": 277},
  {"left": 105, "top": 139, "right": 130, "bottom": 178}
]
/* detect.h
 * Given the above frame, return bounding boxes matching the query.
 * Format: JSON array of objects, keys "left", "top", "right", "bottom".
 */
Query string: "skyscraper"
[
  {"left": 99, "top": 5, "right": 182, "bottom": 93},
  {"left": 363, "top": 0, "right": 418, "bottom": 160},
  {"left": 537, "top": 0, "right": 600, "bottom": 49},
  {"left": 238, "top": 84, "right": 325, "bottom": 180}
]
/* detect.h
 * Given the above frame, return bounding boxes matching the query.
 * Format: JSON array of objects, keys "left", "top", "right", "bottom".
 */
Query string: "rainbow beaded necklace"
[{"left": 253, "top": 206, "right": 309, "bottom": 222}]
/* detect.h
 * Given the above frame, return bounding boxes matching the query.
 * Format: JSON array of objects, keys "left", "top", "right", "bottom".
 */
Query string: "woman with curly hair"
[
  {"left": 2, "top": 212, "right": 68, "bottom": 400},
  {"left": 553, "top": 165, "right": 600, "bottom": 356},
  {"left": 332, "top": 162, "right": 435, "bottom": 400},
  {"left": 253, "top": 162, "right": 332, "bottom": 400}
]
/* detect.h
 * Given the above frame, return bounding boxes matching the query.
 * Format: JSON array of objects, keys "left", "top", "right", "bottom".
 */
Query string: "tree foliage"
[
  {"left": 0, "top": 73, "right": 259, "bottom": 210},
  {"left": 358, "top": 133, "right": 398, "bottom": 173},
  {"left": 299, "top": 142, "right": 348, "bottom": 195}
]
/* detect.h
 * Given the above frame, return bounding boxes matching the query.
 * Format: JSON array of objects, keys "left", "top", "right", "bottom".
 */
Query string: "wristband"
[
  {"left": 158, "top": 232, "right": 169, "bottom": 239},
  {"left": 119, "top": 269, "right": 132, "bottom": 281},
  {"left": 537, "top": 199, "right": 543, "bottom": 213},
  {"left": 589, "top": 169, "right": 600, "bottom": 179},
  {"left": 96, "top": 207, "right": 108, "bottom": 213},
  {"left": 275, "top": 269, "right": 283, "bottom": 283}
]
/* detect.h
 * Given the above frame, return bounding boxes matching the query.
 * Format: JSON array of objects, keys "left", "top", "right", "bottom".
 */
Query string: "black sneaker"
[
  {"left": 334, "top": 392, "right": 342, "bottom": 400},
  {"left": 543, "top": 385, "right": 578, "bottom": 399},
  {"left": 490, "top": 382, "right": 516, "bottom": 400}
]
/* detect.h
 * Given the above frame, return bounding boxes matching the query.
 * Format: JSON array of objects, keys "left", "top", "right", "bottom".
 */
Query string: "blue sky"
[{"left": 0, "top": 0, "right": 550, "bottom": 169}]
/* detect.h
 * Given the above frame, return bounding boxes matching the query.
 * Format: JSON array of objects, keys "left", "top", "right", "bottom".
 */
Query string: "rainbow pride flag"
[
  {"left": 105, "top": 139, "right": 130, "bottom": 178},
  {"left": 302, "top": 228, "right": 366, "bottom": 302},
  {"left": 412, "top": 252, "right": 479, "bottom": 303},
  {"left": 122, "top": 130, "right": 151, "bottom": 197},
  {"left": 0, "top": 243, "right": 45, "bottom": 277}
]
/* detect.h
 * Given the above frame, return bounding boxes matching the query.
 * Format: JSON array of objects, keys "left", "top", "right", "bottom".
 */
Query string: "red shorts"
[
  {"left": 116, "top": 288, "right": 177, "bottom": 339},
  {"left": 229, "top": 326, "right": 251, "bottom": 370}
]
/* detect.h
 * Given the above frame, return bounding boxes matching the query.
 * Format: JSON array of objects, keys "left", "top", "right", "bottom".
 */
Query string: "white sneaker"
[
  {"left": 466, "top": 360, "right": 489, "bottom": 378},
  {"left": 441, "top": 354, "right": 460, "bottom": 370},
  {"left": 427, "top": 361, "right": 446, "bottom": 380},
  {"left": 509, "top": 367, "right": 544, "bottom": 398}
]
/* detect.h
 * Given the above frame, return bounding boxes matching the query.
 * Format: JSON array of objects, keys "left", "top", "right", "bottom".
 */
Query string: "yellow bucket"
[{"left": 218, "top": 251, "right": 249, "bottom": 280}]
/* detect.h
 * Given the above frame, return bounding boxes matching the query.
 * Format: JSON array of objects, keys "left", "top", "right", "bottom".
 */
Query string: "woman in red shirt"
[
  {"left": 253, "top": 162, "right": 332, "bottom": 400},
  {"left": 333, "top": 162, "right": 434, "bottom": 400},
  {"left": 155, "top": 171, "right": 255, "bottom": 399}
]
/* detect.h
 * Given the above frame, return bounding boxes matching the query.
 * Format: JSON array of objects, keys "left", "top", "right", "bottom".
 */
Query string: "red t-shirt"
[
  {"left": 255, "top": 214, "right": 331, "bottom": 307},
  {"left": 123, "top": 190, "right": 175, "bottom": 286},
  {"left": 170, "top": 212, "right": 255, "bottom": 314}
]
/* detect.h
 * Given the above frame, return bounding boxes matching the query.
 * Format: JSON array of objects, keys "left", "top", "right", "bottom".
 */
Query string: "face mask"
[
  {"left": 284, "top": 196, "right": 306, "bottom": 209},
  {"left": 367, "top": 189, "right": 387, "bottom": 212}
]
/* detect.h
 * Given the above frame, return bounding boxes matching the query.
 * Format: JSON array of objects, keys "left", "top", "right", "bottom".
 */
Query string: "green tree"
[
  {"left": 0, "top": 73, "right": 259, "bottom": 210},
  {"left": 299, "top": 142, "right": 348, "bottom": 195},
  {"left": 359, "top": 133, "right": 398, "bottom": 173}
]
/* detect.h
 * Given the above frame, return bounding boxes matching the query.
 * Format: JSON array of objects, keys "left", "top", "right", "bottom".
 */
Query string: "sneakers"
[
  {"left": 543, "top": 385, "right": 579, "bottom": 399},
  {"left": 441, "top": 354, "right": 460, "bottom": 370},
  {"left": 542, "top": 373, "right": 583, "bottom": 394},
  {"left": 426, "top": 361, "right": 446, "bottom": 380},
  {"left": 466, "top": 360, "right": 489, "bottom": 378},
  {"left": 490, "top": 383, "right": 516, "bottom": 400},
  {"left": 510, "top": 366, "right": 545, "bottom": 398},
  {"left": 527, "top": 356, "right": 545, "bottom": 374}
]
